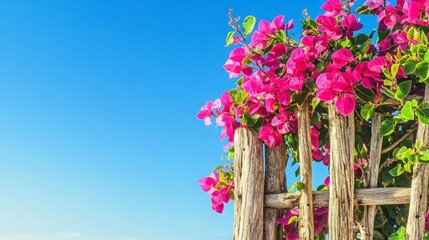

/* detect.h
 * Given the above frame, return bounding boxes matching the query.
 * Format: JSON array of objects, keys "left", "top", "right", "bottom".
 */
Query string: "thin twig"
[
  {"left": 379, "top": 158, "right": 400, "bottom": 173},
  {"left": 381, "top": 127, "right": 417, "bottom": 154}
]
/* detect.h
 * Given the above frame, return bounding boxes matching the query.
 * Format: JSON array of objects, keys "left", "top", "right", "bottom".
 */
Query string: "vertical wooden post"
[
  {"left": 406, "top": 86, "right": 429, "bottom": 240},
  {"left": 296, "top": 100, "right": 314, "bottom": 239},
  {"left": 264, "top": 143, "right": 287, "bottom": 240},
  {"left": 234, "top": 128, "right": 264, "bottom": 240},
  {"left": 363, "top": 113, "right": 383, "bottom": 240},
  {"left": 328, "top": 105, "right": 355, "bottom": 240}
]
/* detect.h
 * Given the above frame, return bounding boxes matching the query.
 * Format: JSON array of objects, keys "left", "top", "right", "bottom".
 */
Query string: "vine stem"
[{"left": 381, "top": 127, "right": 417, "bottom": 154}]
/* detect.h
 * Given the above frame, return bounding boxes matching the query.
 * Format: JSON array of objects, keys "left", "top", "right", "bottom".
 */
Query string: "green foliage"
[{"left": 242, "top": 16, "right": 256, "bottom": 35}]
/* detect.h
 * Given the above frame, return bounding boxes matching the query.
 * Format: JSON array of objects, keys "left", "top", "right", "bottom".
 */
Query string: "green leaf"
[
  {"left": 312, "top": 98, "right": 320, "bottom": 110},
  {"left": 382, "top": 86, "right": 397, "bottom": 99},
  {"left": 339, "top": 38, "right": 351, "bottom": 48},
  {"left": 389, "top": 164, "right": 405, "bottom": 177},
  {"left": 382, "top": 67, "right": 393, "bottom": 80},
  {"left": 355, "top": 5, "right": 370, "bottom": 14},
  {"left": 295, "top": 181, "right": 305, "bottom": 191},
  {"left": 288, "top": 216, "right": 298, "bottom": 224},
  {"left": 242, "top": 16, "right": 256, "bottom": 35},
  {"left": 396, "top": 80, "right": 412, "bottom": 100},
  {"left": 404, "top": 60, "right": 417, "bottom": 75},
  {"left": 361, "top": 104, "right": 374, "bottom": 121},
  {"left": 391, "top": 63, "right": 400, "bottom": 78},
  {"left": 425, "top": 49, "right": 429, "bottom": 62},
  {"left": 380, "top": 118, "right": 396, "bottom": 136},
  {"left": 416, "top": 101, "right": 429, "bottom": 124},
  {"left": 354, "top": 34, "right": 369, "bottom": 45},
  {"left": 419, "top": 149, "right": 429, "bottom": 162},
  {"left": 396, "top": 146, "right": 409, "bottom": 160},
  {"left": 415, "top": 61, "right": 429, "bottom": 81},
  {"left": 417, "top": 139, "right": 423, "bottom": 150},
  {"left": 296, "top": 91, "right": 309, "bottom": 107},
  {"left": 355, "top": 84, "right": 376, "bottom": 102},
  {"left": 242, "top": 113, "right": 259, "bottom": 127},
  {"left": 373, "top": 230, "right": 384, "bottom": 239},
  {"left": 401, "top": 101, "right": 415, "bottom": 120},
  {"left": 404, "top": 163, "right": 412, "bottom": 173},
  {"left": 276, "top": 30, "right": 286, "bottom": 42},
  {"left": 422, "top": 31, "right": 429, "bottom": 46},
  {"left": 384, "top": 79, "right": 393, "bottom": 86},
  {"left": 226, "top": 31, "right": 234, "bottom": 46},
  {"left": 234, "top": 91, "right": 247, "bottom": 103}
]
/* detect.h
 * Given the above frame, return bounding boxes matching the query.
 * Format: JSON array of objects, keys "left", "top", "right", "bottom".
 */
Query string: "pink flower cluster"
[
  {"left": 198, "top": 171, "right": 233, "bottom": 213},
  {"left": 365, "top": 0, "right": 429, "bottom": 29},
  {"left": 277, "top": 207, "right": 329, "bottom": 240}
]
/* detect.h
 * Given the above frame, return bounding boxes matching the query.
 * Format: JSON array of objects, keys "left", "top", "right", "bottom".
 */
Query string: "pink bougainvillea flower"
[
  {"left": 335, "top": 94, "right": 356, "bottom": 116},
  {"left": 197, "top": 101, "right": 214, "bottom": 125},
  {"left": 277, "top": 207, "right": 300, "bottom": 240},
  {"left": 259, "top": 125, "right": 283, "bottom": 147},
  {"left": 324, "top": 176, "right": 330, "bottom": 188},
  {"left": 341, "top": 14, "right": 363, "bottom": 38},
  {"left": 286, "top": 19, "right": 294, "bottom": 31},
  {"left": 364, "top": 0, "right": 383, "bottom": 10},
  {"left": 314, "top": 207, "right": 329, "bottom": 233},
  {"left": 223, "top": 47, "right": 252, "bottom": 78},
  {"left": 211, "top": 201, "right": 224, "bottom": 213},
  {"left": 426, "top": 210, "right": 429, "bottom": 230},
  {"left": 378, "top": 2, "right": 404, "bottom": 30},
  {"left": 354, "top": 163, "right": 363, "bottom": 179},
  {"left": 332, "top": 48, "right": 355, "bottom": 67},
  {"left": 315, "top": 15, "right": 343, "bottom": 40},
  {"left": 199, "top": 176, "right": 217, "bottom": 192},
  {"left": 392, "top": 30, "right": 409, "bottom": 51},
  {"left": 321, "top": 0, "right": 343, "bottom": 17},
  {"left": 232, "top": 36, "right": 241, "bottom": 44},
  {"left": 270, "top": 15, "right": 285, "bottom": 31}
]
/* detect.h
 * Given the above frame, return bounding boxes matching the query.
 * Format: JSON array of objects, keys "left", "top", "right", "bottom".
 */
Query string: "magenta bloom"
[
  {"left": 223, "top": 47, "right": 253, "bottom": 78},
  {"left": 315, "top": 15, "right": 343, "bottom": 40},
  {"left": 321, "top": 0, "right": 343, "bottom": 17},
  {"left": 365, "top": 0, "right": 383, "bottom": 10},
  {"left": 259, "top": 124, "right": 283, "bottom": 147},
  {"left": 199, "top": 176, "right": 217, "bottom": 192},
  {"left": 331, "top": 49, "right": 355, "bottom": 67}
]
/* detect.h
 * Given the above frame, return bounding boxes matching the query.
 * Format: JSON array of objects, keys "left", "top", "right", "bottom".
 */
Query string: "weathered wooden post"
[
  {"left": 328, "top": 105, "right": 355, "bottom": 239},
  {"left": 234, "top": 128, "right": 264, "bottom": 240},
  {"left": 363, "top": 113, "right": 383, "bottom": 240},
  {"left": 296, "top": 100, "right": 314, "bottom": 239},
  {"left": 264, "top": 143, "right": 287, "bottom": 240},
  {"left": 407, "top": 86, "right": 429, "bottom": 240}
]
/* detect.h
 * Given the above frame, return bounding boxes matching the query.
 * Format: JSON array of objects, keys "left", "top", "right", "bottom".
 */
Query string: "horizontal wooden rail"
[{"left": 265, "top": 188, "right": 412, "bottom": 209}]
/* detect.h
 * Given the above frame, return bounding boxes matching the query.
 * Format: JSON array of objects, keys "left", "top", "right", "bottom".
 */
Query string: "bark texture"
[
  {"left": 233, "top": 128, "right": 264, "bottom": 240},
  {"left": 328, "top": 105, "right": 355, "bottom": 240},
  {"left": 265, "top": 187, "right": 413, "bottom": 208},
  {"left": 406, "top": 86, "right": 429, "bottom": 240},
  {"left": 264, "top": 144, "right": 287, "bottom": 240},
  {"left": 296, "top": 101, "right": 314, "bottom": 240},
  {"left": 363, "top": 113, "right": 383, "bottom": 240}
]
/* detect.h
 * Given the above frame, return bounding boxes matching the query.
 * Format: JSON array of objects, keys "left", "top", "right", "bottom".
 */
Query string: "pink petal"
[{"left": 335, "top": 94, "right": 356, "bottom": 116}]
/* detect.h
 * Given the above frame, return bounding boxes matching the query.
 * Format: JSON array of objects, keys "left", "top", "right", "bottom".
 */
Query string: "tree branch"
[{"left": 381, "top": 127, "right": 417, "bottom": 155}]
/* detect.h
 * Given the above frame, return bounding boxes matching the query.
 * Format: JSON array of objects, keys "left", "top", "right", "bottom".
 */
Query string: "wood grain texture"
[
  {"left": 328, "top": 105, "right": 355, "bottom": 240},
  {"left": 233, "top": 128, "right": 264, "bottom": 240},
  {"left": 406, "top": 86, "right": 429, "bottom": 240},
  {"left": 363, "top": 113, "right": 383, "bottom": 240},
  {"left": 265, "top": 187, "right": 413, "bottom": 208},
  {"left": 296, "top": 101, "right": 314, "bottom": 240},
  {"left": 264, "top": 143, "right": 287, "bottom": 240}
]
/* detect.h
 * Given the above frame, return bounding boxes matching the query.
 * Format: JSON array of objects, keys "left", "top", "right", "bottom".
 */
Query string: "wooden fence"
[{"left": 232, "top": 87, "right": 429, "bottom": 240}]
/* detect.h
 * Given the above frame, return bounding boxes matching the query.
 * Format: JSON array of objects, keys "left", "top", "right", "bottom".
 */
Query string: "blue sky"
[{"left": 0, "top": 1, "right": 376, "bottom": 240}]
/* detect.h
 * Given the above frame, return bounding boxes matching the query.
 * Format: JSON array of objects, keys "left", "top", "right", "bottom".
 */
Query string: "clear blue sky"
[{"left": 0, "top": 1, "right": 375, "bottom": 240}]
